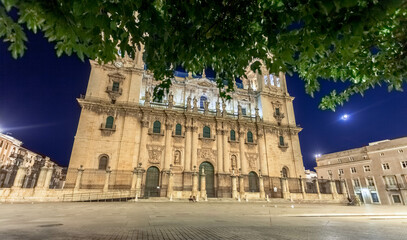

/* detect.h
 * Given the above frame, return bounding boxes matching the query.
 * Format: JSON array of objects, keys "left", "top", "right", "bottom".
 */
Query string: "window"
[
  {"left": 382, "top": 163, "right": 390, "bottom": 170},
  {"left": 98, "top": 155, "right": 109, "bottom": 170},
  {"left": 281, "top": 167, "right": 289, "bottom": 178},
  {"left": 385, "top": 175, "right": 397, "bottom": 186},
  {"left": 203, "top": 126, "right": 211, "bottom": 138},
  {"left": 153, "top": 121, "right": 161, "bottom": 134},
  {"left": 350, "top": 167, "right": 356, "bottom": 173},
  {"left": 248, "top": 171, "right": 259, "bottom": 192},
  {"left": 380, "top": 152, "right": 384, "bottom": 156},
  {"left": 349, "top": 157, "right": 354, "bottom": 161},
  {"left": 398, "top": 149, "right": 404, "bottom": 153},
  {"left": 242, "top": 108, "right": 246, "bottom": 116},
  {"left": 264, "top": 75, "right": 268, "bottom": 85},
  {"left": 105, "top": 116, "right": 114, "bottom": 129},
  {"left": 338, "top": 169, "right": 344, "bottom": 174},
  {"left": 269, "top": 74, "right": 275, "bottom": 85},
  {"left": 247, "top": 131, "right": 253, "bottom": 143},
  {"left": 401, "top": 161, "right": 407, "bottom": 169},
  {"left": 112, "top": 82, "right": 120, "bottom": 92},
  {"left": 363, "top": 165, "right": 371, "bottom": 172},
  {"left": 367, "top": 177, "right": 375, "bottom": 187},
  {"left": 353, "top": 178, "right": 361, "bottom": 188},
  {"left": 200, "top": 96, "right": 207, "bottom": 109},
  {"left": 175, "top": 124, "right": 182, "bottom": 136},
  {"left": 371, "top": 193, "right": 380, "bottom": 203},
  {"left": 275, "top": 108, "right": 280, "bottom": 116},
  {"left": 279, "top": 136, "right": 285, "bottom": 146},
  {"left": 230, "top": 130, "right": 236, "bottom": 141},
  {"left": 392, "top": 195, "right": 402, "bottom": 204}
]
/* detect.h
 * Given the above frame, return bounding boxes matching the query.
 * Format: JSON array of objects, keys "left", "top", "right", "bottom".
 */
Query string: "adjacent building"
[
  {"left": 65, "top": 49, "right": 306, "bottom": 199},
  {"left": 0, "top": 133, "right": 66, "bottom": 189},
  {"left": 315, "top": 137, "right": 407, "bottom": 205}
]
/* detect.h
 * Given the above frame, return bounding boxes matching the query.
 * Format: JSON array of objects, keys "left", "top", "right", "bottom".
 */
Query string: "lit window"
[
  {"left": 247, "top": 131, "right": 253, "bottom": 143},
  {"left": 153, "top": 121, "right": 161, "bottom": 133},
  {"left": 175, "top": 124, "right": 182, "bottom": 136},
  {"left": 363, "top": 165, "right": 371, "bottom": 172},
  {"left": 350, "top": 167, "right": 356, "bottom": 173},
  {"left": 382, "top": 163, "right": 390, "bottom": 170},
  {"left": 401, "top": 161, "right": 407, "bottom": 169},
  {"left": 105, "top": 116, "right": 114, "bottom": 129},
  {"left": 338, "top": 169, "right": 344, "bottom": 174},
  {"left": 230, "top": 130, "right": 236, "bottom": 141},
  {"left": 203, "top": 126, "right": 211, "bottom": 138}
]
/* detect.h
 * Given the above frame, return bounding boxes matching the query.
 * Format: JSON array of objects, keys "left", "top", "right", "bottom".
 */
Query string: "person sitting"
[
  {"left": 193, "top": 196, "right": 197, "bottom": 202},
  {"left": 189, "top": 195, "right": 194, "bottom": 202}
]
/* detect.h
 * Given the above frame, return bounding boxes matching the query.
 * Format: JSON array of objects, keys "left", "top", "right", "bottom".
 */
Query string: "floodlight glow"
[
  {"left": 341, "top": 114, "right": 349, "bottom": 121},
  {"left": 314, "top": 153, "right": 321, "bottom": 158}
]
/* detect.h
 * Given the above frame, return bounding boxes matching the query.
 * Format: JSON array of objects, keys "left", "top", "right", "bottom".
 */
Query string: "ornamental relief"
[
  {"left": 245, "top": 153, "right": 258, "bottom": 169},
  {"left": 198, "top": 148, "right": 217, "bottom": 162},
  {"left": 146, "top": 145, "right": 164, "bottom": 164}
]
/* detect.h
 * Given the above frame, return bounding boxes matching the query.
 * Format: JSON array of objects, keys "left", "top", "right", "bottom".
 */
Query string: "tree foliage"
[{"left": 1, "top": 0, "right": 406, "bottom": 110}]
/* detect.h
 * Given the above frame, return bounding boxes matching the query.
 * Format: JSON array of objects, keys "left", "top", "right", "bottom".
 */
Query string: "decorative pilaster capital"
[
  {"left": 191, "top": 126, "right": 198, "bottom": 132},
  {"left": 77, "top": 165, "right": 84, "bottom": 172},
  {"left": 106, "top": 166, "right": 112, "bottom": 174},
  {"left": 216, "top": 129, "right": 224, "bottom": 135},
  {"left": 141, "top": 119, "right": 149, "bottom": 128}
]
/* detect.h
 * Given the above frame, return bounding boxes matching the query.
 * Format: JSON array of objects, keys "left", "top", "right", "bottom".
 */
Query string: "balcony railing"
[
  {"left": 278, "top": 142, "right": 289, "bottom": 148},
  {"left": 106, "top": 86, "right": 123, "bottom": 95},
  {"left": 385, "top": 183, "right": 403, "bottom": 190},
  {"left": 100, "top": 124, "right": 116, "bottom": 131}
]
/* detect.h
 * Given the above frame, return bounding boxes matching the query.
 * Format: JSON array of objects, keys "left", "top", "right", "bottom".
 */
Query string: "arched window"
[
  {"left": 247, "top": 131, "right": 253, "bottom": 143},
  {"left": 200, "top": 96, "right": 207, "bottom": 109},
  {"left": 230, "top": 130, "right": 236, "bottom": 141},
  {"left": 175, "top": 124, "right": 182, "bottom": 136},
  {"left": 98, "top": 155, "right": 109, "bottom": 170},
  {"left": 105, "top": 116, "right": 114, "bottom": 129},
  {"left": 279, "top": 136, "right": 285, "bottom": 146},
  {"left": 282, "top": 167, "right": 289, "bottom": 178},
  {"left": 248, "top": 171, "right": 259, "bottom": 192},
  {"left": 203, "top": 126, "right": 211, "bottom": 138},
  {"left": 153, "top": 121, "right": 161, "bottom": 133}
]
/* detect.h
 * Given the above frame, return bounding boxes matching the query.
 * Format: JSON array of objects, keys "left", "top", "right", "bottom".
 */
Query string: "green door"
[
  {"left": 199, "top": 162, "right": 215, "bottom": 197},
  {"left": 248, "top": 171, "right": 259, "bottom": 192},
  {"left": 144, "top": 167, "right": 160, "bottom": 198}
]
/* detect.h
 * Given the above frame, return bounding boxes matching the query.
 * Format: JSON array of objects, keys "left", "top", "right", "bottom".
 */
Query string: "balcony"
[
  {"left": 278, "top": 142, "right": 289, "bottom": 149},
  {"left": 100, "top": 124, "right": 116, "bottom": 131},
  {"left": 148, "top": 128, "right": 165, "bottom": 136},
  {"left": 273, "top": 112, "right": 285, "bottom": 122},
  {"left": 105, "top": 86, "right": 123, "bottom": 100},
  {"left": 198, "top": 133, "right": 215, "bottom": 141}
]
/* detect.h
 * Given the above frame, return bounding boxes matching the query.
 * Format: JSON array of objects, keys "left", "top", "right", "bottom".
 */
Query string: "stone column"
[
  {"left": 238, "top": 130, "right": 247, "bottom": 174},
  {"left": 138, "top": 119, "right": 149, "bottom": 166},
  {"left": 167, "top": 166, "right": 174, "bottom": 198},
  {"left": 281, "top": 177, "right": 290, "bottom": 200},
  {"left": 130, "top": 167, "right": 138, "bottom": 191},
  {"left": 12, "top": 165, "right": 27, "bottom": 189},
  {"left": 35, "top": 166, "right": 48, "bottom": 189},
  {"left": 330, "top": 180, "right": 338, "bottom": 199},
  {"left": 300, "top": 177, "right": 306, "bottom": 200},
  {"left": 191, "top": 126, "right": 198, "bottom": 170},
  {"left": 103, "top": 167, "right": 112, "bottom": 192},
  {"left": 231, "top": 172, "right": 238, "bottom": 199},
  {"left": 74, "top": 165, "right": 84, "bottom": 191},
  {"left": 259, "top": 174, "right": 265, "bottom": 199},
  {"left": 200, "top": 168, "right": 206, "bottom": 199},
  {"left": 315, "top": 178, "right": 321, "bottom": 199},
  {"left": 341, "top": 180, "right": 348, "bottom": 197},
  {"left": 239, "top": 174, "right": 245, "bottom": 197},
  {"left": 192, "top": 167, "right": 198, "bottom": 197},
  {"left": 184, "top": 126, "right": 192, "bottom": 171},
  {"left": 43, "top": 165, "right": 54, "bottom": 190},
  {"left": 163, "top": 122, "right": 173, "bottom": 170},
  {"left": 135, "top": 166, "right": 144, "bottom": 197},
  {"left": 258, "top": 130, "right": 268, "bottom": 175},
  {"left": 223, "top": 130, "right": 230, "bottom": 172},
  {"left": 216, "top": 129, "right": 224, "bottom": 173}
]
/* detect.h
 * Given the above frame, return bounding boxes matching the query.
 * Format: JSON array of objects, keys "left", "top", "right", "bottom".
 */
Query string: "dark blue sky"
[{"left": 1, "top": 31, "right": 407, "bottom": 170}]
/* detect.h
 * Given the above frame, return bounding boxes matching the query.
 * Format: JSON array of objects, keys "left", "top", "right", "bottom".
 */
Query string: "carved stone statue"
[
  {"left": 204, "top": 101, "right": 209, "bottom": 114},
  {"left": 193, "top": 97, "right": 198, "bottom": 112},
  {"left": 222, "top": 100, "right": 227, "bottom": 117},
  {"left": 216, "top": 101, "right": 220, "bottom": 116},
  {"left": 231, "top": 155, "right": 237, "bottom": 169},
  {"left": 145, "top": 90, "right": 151, "bottom": 106},
  {"left": 174, "top": 150, "right": 181, "bottom": 165},
  {"left": 168, "top": 93, "right": 174, "bottom": 109},
  {"left": 238, "top": 104, "right": 242, "bottom": 117},
  {"left": 186, "top": 96, "right": 192, "bottom": 111}
]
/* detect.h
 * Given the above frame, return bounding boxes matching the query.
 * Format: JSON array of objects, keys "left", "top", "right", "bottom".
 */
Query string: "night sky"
[{"left": 1, "top": 31, "right": 407, "bottom": 170}]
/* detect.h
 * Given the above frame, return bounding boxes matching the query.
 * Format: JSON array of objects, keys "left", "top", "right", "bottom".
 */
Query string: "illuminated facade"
[{"left": 65, "top": 50, "right": 305, "bottom": 199}]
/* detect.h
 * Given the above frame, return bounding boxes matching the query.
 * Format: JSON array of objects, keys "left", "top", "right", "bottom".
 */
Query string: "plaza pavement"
[{"left": 0, "top": 201, "right": 406, "bottom": 239}]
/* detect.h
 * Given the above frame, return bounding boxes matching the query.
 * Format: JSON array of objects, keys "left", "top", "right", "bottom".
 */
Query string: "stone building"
[
  {"left": 315, "top": 137, "right": 407, "bottom": 205},
  {"left": 0, "top": 133, "right": 66, "bottom": 189},
  {"left": 65, "top": 51, "right": 306, "bottom": 199}
]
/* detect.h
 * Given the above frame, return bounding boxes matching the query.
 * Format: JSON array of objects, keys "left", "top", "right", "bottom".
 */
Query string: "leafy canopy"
[{"left": 1, "top": 0, "right": 406, "bottom": 110}]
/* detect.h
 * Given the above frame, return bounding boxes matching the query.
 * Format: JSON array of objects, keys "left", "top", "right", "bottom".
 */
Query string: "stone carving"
[
  {"left": 245, "top": 153, "right": 258, "bottom": 169},
  {"left": 231, "top": 155, "right": 237, "bottom": 169},
  {"left": 168, "top": 93, "right": 174, "bottom": 108},
  {"left": 198, "top": 148, "right": 217, "bottom": 162},
  {"left": 174, "top": 150, "right": 181, "bottom": 165},
  {"left": 193, "top": 97, "right": 198, "bottom": 112},
  {"left": 147, "top": 145, "right": 165, "bottom": 164},
  {"left": 145, "top": 90, "right": 151, "bottom": 106},
  {"left": 186, "top": 96, "right": 192, "bottom": 111}
]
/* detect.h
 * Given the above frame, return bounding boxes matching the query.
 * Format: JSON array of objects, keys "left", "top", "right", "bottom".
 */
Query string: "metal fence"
[
  {"left": 335, "top": 180, "right": 343, "bottom": 194},
  {"left": 269, "top": 177, "right": 282, "bottom": 198},
  {"left": 62, "top": 191, "right": 136, "bottom": 202},
  {"left": 287, "top": 178, "right": 302, "bottom": 193},
  {"left": 305, "top": 181, "right": 318, "bottom": 193},
  {"left": 318, "top": 179, "right": 331, "bottom": 194}
]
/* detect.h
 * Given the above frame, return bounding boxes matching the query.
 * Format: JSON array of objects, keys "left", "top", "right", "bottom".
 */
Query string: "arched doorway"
[
  {"left": 199, "top": 162, "right": 215, "bottom": 197},
  {"left": 248, "top": 171, "right": 259, "bottom": 192},
  {"left": 144, "top": 166, "right": 160, "bottom": 198}
]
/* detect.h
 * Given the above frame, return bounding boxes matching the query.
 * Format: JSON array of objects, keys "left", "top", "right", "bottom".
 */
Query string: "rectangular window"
[
  {"left": 363, "top": 165, "right": 371, "bottom": 172},
  {"left": 371, "top": 193, "right": 379, "bottom": 203},
  {"left": 385, "top": 176, "right": 397, "bottom": 186},
  {"left": 382, "top": 163, "right": 390, "bottom": 170},
  {"left": 242, "top": 108, "right": 246, "bottom": 116},
  {"left": 392, "top": 194, "right": 402, "bottom": 204},
  {"left": 349, "top": 157, "right": 354, "bottom": 161},
  {"left": 338, "top": 169, "right": 344, "bottom": 174},
  {"left": 112, "top": 82, "right": 120, "bottom": 92},
  {"left": 350, "top": 167, "right": 356, "bottom": 173},
  {"left": 353, "top": 179, "right": 361, "bottom": 188},
  {"left": 401, "top": 161, "right": 407, "bottom": 169},
  {"left": 275, "top": 108, "right": 280, "bottom": 116},
  {"left": 367, "top": 177, "right": 375, "bottom": 187}
]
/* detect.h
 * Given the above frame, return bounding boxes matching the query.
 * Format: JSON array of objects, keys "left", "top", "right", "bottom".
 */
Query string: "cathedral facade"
[{"left": 65, "top": 52, "right": 305, "bottom": 199}]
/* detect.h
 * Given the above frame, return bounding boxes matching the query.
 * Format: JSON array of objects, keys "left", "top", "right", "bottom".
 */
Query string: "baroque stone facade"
[{"left": 65, "top": 51, "right": 305, "bottom": 199}]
